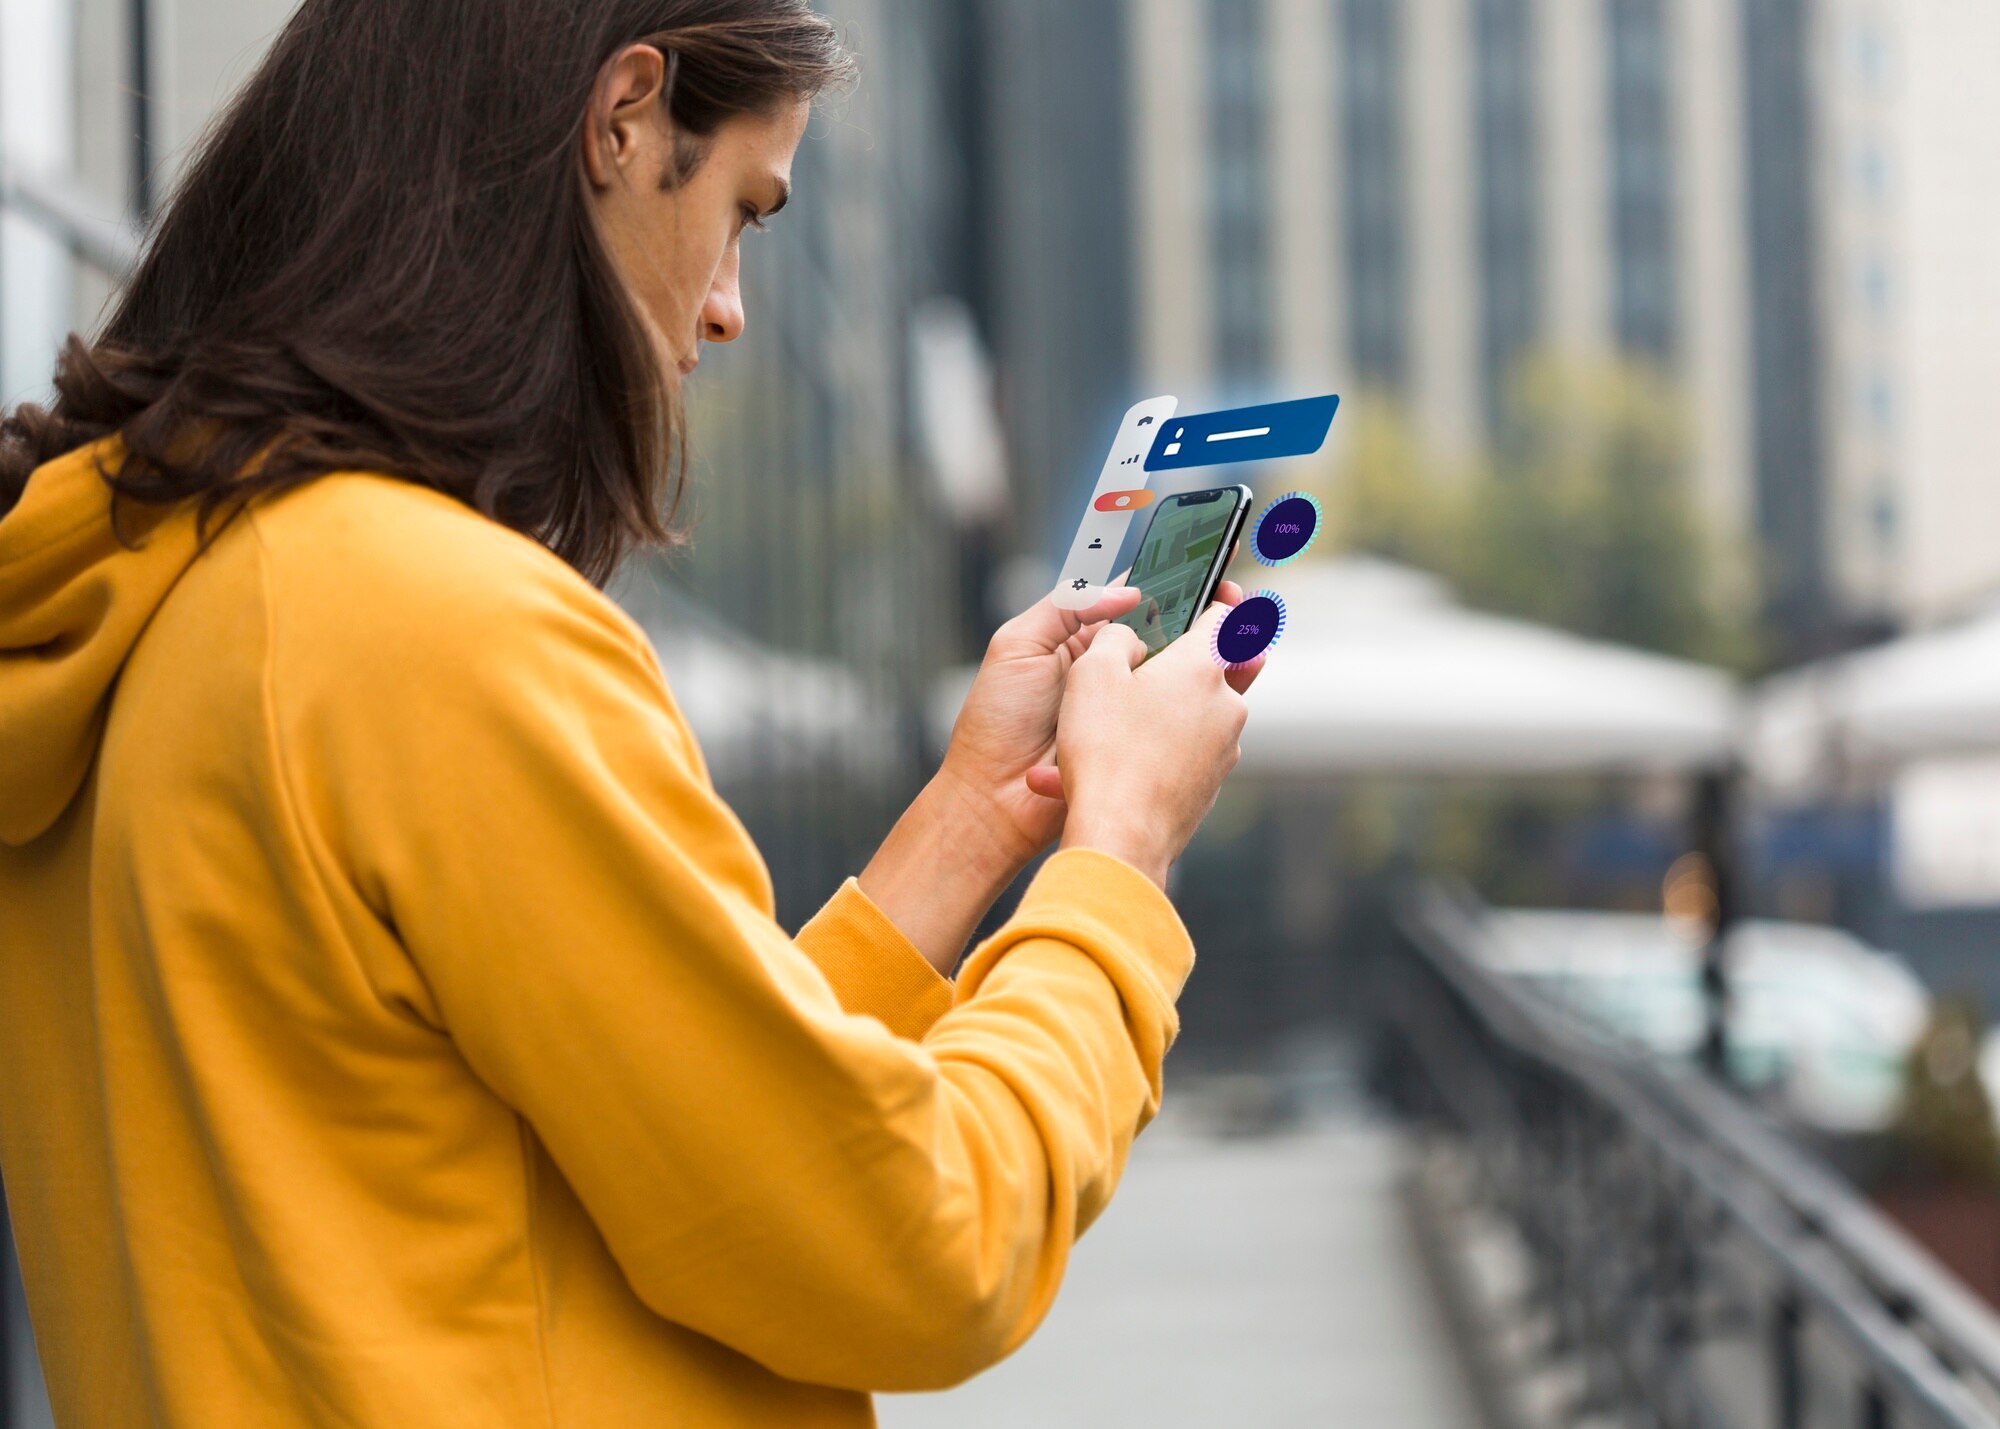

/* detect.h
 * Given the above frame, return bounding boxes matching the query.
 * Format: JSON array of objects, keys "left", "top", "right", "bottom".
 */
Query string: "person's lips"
[{"left": 678, "top": 349, "right": 700, "bottom": 377}]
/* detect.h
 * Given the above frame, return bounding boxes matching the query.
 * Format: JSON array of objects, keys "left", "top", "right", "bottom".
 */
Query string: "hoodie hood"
[{"left": 0, "top": 438, "right": 201, "bottom": 845}]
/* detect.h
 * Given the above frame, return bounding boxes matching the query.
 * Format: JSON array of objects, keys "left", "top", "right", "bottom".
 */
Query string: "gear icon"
[{"left": 1070, "top": 578, "right": 1090, "bottom": 591}]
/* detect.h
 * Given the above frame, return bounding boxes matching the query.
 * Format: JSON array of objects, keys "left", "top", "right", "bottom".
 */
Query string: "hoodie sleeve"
[
  {"left": 794, "top": 877, "right": 956, "bottom": 1040},
  {"left": 279, "top": 526, "right": 1196, "bottom": 1394}
]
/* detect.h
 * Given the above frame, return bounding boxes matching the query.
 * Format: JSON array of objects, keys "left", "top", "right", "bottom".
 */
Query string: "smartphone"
[{"left": 1112, "top": 484, "right": 1254, "bottom": 659}]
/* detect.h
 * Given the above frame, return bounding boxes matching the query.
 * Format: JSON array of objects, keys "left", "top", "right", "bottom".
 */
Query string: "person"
[{"left": 0, "top": 1, "right": 1260, "bottom": 1423}]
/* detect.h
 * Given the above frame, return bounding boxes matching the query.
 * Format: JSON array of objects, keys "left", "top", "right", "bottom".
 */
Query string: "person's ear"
[{"left": 582, "top": 43, "right": 668, "bottom": 190}]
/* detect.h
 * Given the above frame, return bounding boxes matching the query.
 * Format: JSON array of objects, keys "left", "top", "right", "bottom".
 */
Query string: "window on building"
[
  {"left": 1339, "top": 0, "right": 1407, "bottom": 391},
  {"left": 1474, "top": 0, "right": 1540, "bottom": 429},
  {"left": 1205, "top": 0, "right": 1274, "bottom": 387},
  {"left": 1607, "top": 0, "right": 1678, "bottom": 363},
  {"left": 1860, "top": 256, "right": 1892, "bottom": 316},
  {"left": 1871, "top": 481, "right": 1898, "bottom": 548},
  {"left": 1865, "top": 372, "right": 1894, "bottom": 431},
  {"left": 1854, "top": 141, "right": 1890, "bottom": 204},
  {"left": 1852, "top": 19, "right": 1892, "bottom": 91}
]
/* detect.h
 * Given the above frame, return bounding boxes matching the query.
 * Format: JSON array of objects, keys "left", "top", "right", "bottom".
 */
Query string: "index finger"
[
  {"left": 1080, "top": 619, "right": 1151, "bottom": 673},
  {"left": 1153, "top": 595, "right": 1237, "bottom": 671}
]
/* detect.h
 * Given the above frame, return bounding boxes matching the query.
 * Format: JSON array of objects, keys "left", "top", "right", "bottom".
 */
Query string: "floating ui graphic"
[
  {"left": 1054, "top": 392, "right": 1341, "bottom": 647},
  {"left": 1145, "top": 395, "right": 1341, "bottom": 472},
  {"left": 1053, "top": 395, "right": 1179, "bottom": 610},
  {"left": 1212, "top": 590, "right": 1288, "bottom": 669},
  {"left": 1251, "top": 492, "right": 1323, "bottom": 567}
]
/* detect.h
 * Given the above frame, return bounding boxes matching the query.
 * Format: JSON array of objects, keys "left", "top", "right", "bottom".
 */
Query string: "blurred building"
[
  {"left": 663, "top": 0, "right": 989, "bottom": 918},
  {"left": 1842, "top": 1, "right": 2000, "bottom": 630},
  {"left": 1129, "top": 0, "right": 2000, "bottom": 662},
  {"left": 952, "top": 1, "right": 1140, "bottom": 572}
]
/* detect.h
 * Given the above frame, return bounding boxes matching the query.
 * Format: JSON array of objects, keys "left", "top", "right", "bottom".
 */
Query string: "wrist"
[
  {"left": 858, "top": 775, "right": 1025, "bottom": 977},
  {"left": 1058, "top": 806, "right": 1171, "bottom": 890},
  {"left": 929, "top": 757, "right": 1041, "bottom": 877}
]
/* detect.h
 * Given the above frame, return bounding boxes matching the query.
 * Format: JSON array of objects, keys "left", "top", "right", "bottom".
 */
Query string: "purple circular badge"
[
  {"left": 1212, "top": 591, "right": 1287, "bottom": 668},
  {"left": 1251, "top": 492, "right": 1322, "bottom": 567}
]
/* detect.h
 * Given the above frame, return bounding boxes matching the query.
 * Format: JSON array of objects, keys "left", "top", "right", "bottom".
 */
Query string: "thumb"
[
  {"left": 1074, "top": 585, "right": 1143, "bottom": 623},
  {"left": 1007, "top": 582, "right": 1138, "bottom": 654},
  {"left": 1024, "top": 763, "right": 1065, "bottom": 800},
  {"left": 1078, "top": 619, "right": 1149, "bottom": 673}
]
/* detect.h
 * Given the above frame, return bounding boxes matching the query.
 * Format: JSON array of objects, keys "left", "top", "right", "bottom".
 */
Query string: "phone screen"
[{"left": 1113, "top": 489, "right": 1244, "bottom": 656}]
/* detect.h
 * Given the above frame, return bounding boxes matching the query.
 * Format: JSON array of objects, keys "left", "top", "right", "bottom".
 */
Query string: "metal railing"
[{"left": 1380, "top": 884, "right": 2000, "bottom": 1429}]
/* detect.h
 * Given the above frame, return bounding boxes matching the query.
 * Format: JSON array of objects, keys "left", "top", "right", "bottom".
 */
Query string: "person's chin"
[{"left": 656, "top": 358, "right": 696, "bottom": 399}]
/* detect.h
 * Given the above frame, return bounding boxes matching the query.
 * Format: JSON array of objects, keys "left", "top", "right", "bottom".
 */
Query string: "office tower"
[
  {"left": 1743, "top": 0, "right": 1832, "bottom": 649},
  {"left": 1136, "top": 0, "right": 1752, "bottom": 558},
  {"left": 1817, "top": 0, "right": 2000, "bottom": 630},
  {"left": 955, "top": 0, "right": 1140, "bottom": 567},
  {"left": 1128, "top": 0, "right": 1997, "bottom": 659}
]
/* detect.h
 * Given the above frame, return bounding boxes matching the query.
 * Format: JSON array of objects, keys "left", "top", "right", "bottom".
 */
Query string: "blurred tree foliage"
[
  {"left": 1888, "top": 998, "right": 2000, "bottom": 1189},
  {"left": 1286, "top": 353, "right": 1764, "bottom": 903},
  {"left": 1313, "top": 353, "right": 1763, "bottom": 672},
  {"left": 1314, "top": 398, "right": 1458, "bottom": 574}
]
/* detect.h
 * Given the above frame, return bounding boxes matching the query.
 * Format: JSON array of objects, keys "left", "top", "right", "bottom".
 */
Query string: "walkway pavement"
[
  {"left": 879, "top": 1102, "right": 1480, "bottom": 1429},
  {"left": 4, "top": 1086, "right": 1474, "bottom": 1429}
]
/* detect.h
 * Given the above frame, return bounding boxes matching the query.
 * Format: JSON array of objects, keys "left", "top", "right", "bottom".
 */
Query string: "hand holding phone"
[
  {"left": 1054, "top": 597, "right": 1252, "bottom": 887},
  {"left": 1110, "top": 485, "right": 1253, "bottom": 660}
]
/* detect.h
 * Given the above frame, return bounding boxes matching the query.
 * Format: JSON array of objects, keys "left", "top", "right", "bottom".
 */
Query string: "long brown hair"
[{"left": 0, "top": 0, "right": 852, "bottom": 585}]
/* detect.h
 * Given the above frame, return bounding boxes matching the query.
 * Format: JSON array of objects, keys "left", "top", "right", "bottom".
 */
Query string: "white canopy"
[
  {"left": 930, "top": 556, "right": 1742, "bottom": 779},
  {"left": 1232, "top": 560, "right": 1741, "bottom": 776},
  {"left": 1752, "top": 598, "right": 2000, "bottom": 790}
]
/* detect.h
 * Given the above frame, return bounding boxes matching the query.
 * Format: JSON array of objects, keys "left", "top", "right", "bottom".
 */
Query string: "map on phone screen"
[{"left": 1113, "top": 497, "right": 1236, "bottom": 656}]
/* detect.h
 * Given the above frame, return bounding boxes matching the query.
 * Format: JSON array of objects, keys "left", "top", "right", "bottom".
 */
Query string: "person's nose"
[{"left": 701, "top": 250, "right": 744, "bottom": 345}]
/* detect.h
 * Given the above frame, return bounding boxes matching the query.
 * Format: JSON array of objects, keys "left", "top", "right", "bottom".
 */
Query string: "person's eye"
[{"left": 740, "top": 203, "right": 767, "bottom": 233}]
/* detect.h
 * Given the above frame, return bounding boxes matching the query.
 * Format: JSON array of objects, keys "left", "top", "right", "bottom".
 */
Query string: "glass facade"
[
  {"left": 965, "top": 0, "right": 1137, "bottom": 584},
  {"left": 1607, "top": 0, "right": 1678, "bottom": 362},
  {"left": 1339, "top": 0, "right": 1408, "bottom": 392},
  {"left": 1743, "top": 0, "right": 1828, "bottom": 651},
  {"left": 1472, "top": 0, "right": 1540, "bottom": 432},
  {"left": 1206, "top": 0, "right": 1274, "bottom": 386}
]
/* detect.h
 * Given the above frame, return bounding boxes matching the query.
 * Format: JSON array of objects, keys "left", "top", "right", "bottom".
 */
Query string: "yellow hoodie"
[{"left": 0, "top": 438, "right": 1196, "bottom": 1426}]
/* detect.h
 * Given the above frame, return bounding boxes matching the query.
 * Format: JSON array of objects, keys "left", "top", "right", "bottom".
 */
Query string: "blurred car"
[{"left": 1474, "top": 909, "right": 1931, "bottom": 1133}]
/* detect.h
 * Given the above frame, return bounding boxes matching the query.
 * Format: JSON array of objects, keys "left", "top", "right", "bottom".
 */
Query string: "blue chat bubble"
[{"left": 1143, "top": 394, "right": 1340, "bottom": 472}]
